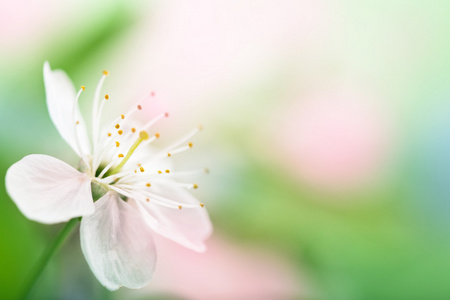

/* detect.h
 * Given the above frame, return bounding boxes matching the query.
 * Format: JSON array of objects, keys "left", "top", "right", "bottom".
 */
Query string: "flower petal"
[
  {"left": 43, "top": 61, "right": 91, "bottom": 156},
  {"left": 133, "top": 186, "right": 212, "bottom": 252},
  {"left": 80, "top": 192, "right": 157, "bottom": 291},
  {"left": 5, "top": 154, "right": 94, "bottom": 224}
]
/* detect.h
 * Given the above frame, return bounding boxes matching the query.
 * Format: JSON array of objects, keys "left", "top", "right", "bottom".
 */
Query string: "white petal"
[
  {"left": 43, "top": 61, "right": 91, "bottom": 156},
  {"left": 134, "top": 186, "right": 212, "bottom": 252},
  {"left": 5, "top": 154, "right": 94, "bottom": 224},
  {"left": 80, "top": 192, "right": 156, "bottom": 291}
]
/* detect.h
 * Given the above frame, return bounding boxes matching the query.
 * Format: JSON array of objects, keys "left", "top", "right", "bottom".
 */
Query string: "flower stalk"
[{"left": 19, "top": 218, "right": 80, "bottom": 300}]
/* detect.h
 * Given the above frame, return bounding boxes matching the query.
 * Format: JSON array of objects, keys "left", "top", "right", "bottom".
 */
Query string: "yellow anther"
[
  {"left": 199, "top": 203, "right": 204, "bottom": 208},
  {"left": 105, "top": 94, "right": 109, "bottom": 100},
  {"left": 158, "top": 170, "right": 162, "bottom": 174},
  {"left": 139, "top": 130, "right": 149, "bottom": 140},
  {"left": 81, "top": 86, "right": 85, "bottom": 91},
  {"left": 121, "top": 114, "right": 125, "bottom": 119},
  {"left": 167, "top": 153, "right": 171, "bottom": 157},
  {"left": 115, "top": 141, "right": 120, "bottom": 147},
  {"left": 134, "top": 170, "right": 137, "bottom": 173},
  {"left": 165, "top": 169, "right": 170, "bottom": 173},
  {"left": 76, "top": 121, "right": 80, "bottom": 125},
  {"left": 115, "top": 124, "right": 120, "bottom": 129},
  {"left": 146, "top": 183, "right": 151, "bottom": 187},
  {"left": 188, "top": 142, "right": 193, "bottom": 148},
  {"left": 155, "top": 133, "right": 160, "bottom": 138},
  {"left": 178, "top": 205, "right": 182, "bottom": 210},
  {"left": 193, "top": 184, "right": 198, "bottom": 189},
  {"left": 131, "top": 128, "right": 136, "bottom": 133},
  {"left": 146, "top": 198, "right": 149, "bottom": 202},
  {"left": 103, "top": 70, "right": 109, "bottom": 76},
  {"left": 140, "top": 167, "right": 145, "bottom": 172},
  {"left": 107, "top": 133, "right": 112, "bottom": 137},
  {"left": 137, "top": 163, "right": 141, "bottom": 167},
  {"left": 118, "top": 154, "right": 124, "bottom": 158},
  {"left": 137, "top": 104, "right": 142, "bottom": 110},
  {"left": 118, "top": 130, "right": 123, "bottom": 135}
]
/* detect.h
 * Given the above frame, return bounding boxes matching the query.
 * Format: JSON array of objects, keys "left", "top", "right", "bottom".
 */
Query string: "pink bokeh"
[
  {"left": 276, "top": 84, "right": 394, "bottom": 193},
  {"left": 135, "top": 234, "right": 310, "bottom": 300}
]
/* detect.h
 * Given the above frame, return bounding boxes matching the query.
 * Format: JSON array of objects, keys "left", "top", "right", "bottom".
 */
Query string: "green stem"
[{"left": 19, "top": 218, "right": 81, "bottom": 300}]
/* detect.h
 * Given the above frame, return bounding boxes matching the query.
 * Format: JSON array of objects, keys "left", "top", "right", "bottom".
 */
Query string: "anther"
[
  {"left": 121, "top": 114, "right": 125, "bottom": 119},
  {"left": 76, "top": 121, "right": 80, "bottom": 125},
  {"left": 105, "top": 94, "right": 109, "bottom": 100},
  {"left": 108, "top": 133, "right": 112, "bottom": 137},
  {"left": 199, "top": 203, "right": 204, "bottom": 208},
  {"left": 103, "top": 70, "right": 109, "bottom": 76},
  {"left": 165, "top": 169, "right": 170, "bottom": 173},
  {"left": 118, "top": 130, "right": 123, "bottom": 135},
  {"left": 158, "top": 170, "right": 162, "bottom": 174},
  {"left": 81, "top": 86, "right": 85, "bottom": 91},
  {"left": 115, "top": 141, "right": 120, "bottom": 147},
  {"left": 146, "top": 198, "right": 150, "bottom": 202},
  {"left": 140, "top": 167, "right": 145, "bottom": 172},
  {"left": 178, "top": 205, "right": 182, "bottom": 210},
  {"left": 137, "top": 105, "right": 142, "bottom": 110},
  {"left": 118, "top": 154, "right": 124, "bottom": 158},
  {"left": 165, "top": 112, "right": 169, "bottom": 117},
  {"left": 155, "top": 133, "right": 160, "bottom": 138},
  {"left": 131, "top": 128, "right": 136, "bottom": 133},
  {"left": 193, "top": 184, "right": 198, "bottom": 189},
  {"left": 167, "top": 153, "right": 171, "bottom": 157},
  {"left": 146, "top": 183, "right": 151, "bottom": 187},
  {"left": 188, "top": 142, "right": 193, "bottom": 148},
  {"left": 115, "top": 124, "right": 120, "bottom": 129}
]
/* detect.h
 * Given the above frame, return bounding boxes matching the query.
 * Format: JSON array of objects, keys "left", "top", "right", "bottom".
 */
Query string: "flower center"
[{"left": 110, "top": 130, "right": 150, "bottom": 175}]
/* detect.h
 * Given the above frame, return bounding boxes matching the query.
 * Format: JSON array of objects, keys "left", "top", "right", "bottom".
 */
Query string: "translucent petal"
[
  {"left": 134, "top": 185, "right": 212, "bottom": 252},
  {"left": 5, "top": 154, "right": 94, "bottom": 224},
  {"left": 43, "top": 61, "right": 91, "bottom": 156},
  {"left": 80, "top": 192, "right": 156, "bottom": 291}
]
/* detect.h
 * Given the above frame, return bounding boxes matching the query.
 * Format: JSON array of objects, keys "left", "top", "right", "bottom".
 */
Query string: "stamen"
[
  {"left": 108, "top": 133, "right": 111, "bottom": 137},
  {"left": 118, "top": 130, "right": 123, "bottom": 135},
  {"left": 178, "top": 206, "right": 182, "bottom": 210},
  {"left": 146, "top": 183, "right": 151, "bottom": 187},
  {"left": 105, "top": 94, "right": 109, "bottom": 100},
  {"left": 121, "top": 114, "right": 125, "bottom": 119},
  {"left": 81, "top": 86, "right": 85, "bottom": 91},
  {"left": 118, "top": 154, "right": 124, "bottom": 158},
  {"left": 137, "top": 105, "right": 142, "bottom": 110},
  {"left": 140, "top": 167, "right": 145, "bottom": 172},
  {"left": 199, "top": 203, "right": 204, "bottom": 208},
  {"left": 131, "top": 128, "right": 136, "bottom": 133},
  {"left": 115, "top": 141, "right": 120, "bottom": 147},
  {"left": 193, "top": 184, "right": 198, "bottom": 189},
  {"left": 165, "top": 169, "right": 170, "bottom": 173},
  {"left": 115, "top": 124, "right": 120, "bottom": 129}
]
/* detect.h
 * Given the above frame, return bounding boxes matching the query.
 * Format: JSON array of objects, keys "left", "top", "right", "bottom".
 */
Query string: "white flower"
[{"left": 5, "top": 62, "right": 212, "bottom": 291}]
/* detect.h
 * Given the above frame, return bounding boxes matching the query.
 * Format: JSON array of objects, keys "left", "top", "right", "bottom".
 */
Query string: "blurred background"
[{"left": 1, "top": 1, "right": 450, "bottom": 299}]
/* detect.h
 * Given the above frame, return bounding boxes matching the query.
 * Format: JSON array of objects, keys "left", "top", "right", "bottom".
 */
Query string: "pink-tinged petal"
[
  {"left": 134, "top": 185, "right": 212, "bottom": 252},
  {"left": 5, "top": 154, "right": 94, "bottom": 224},
  {"left": 43, "top": 61, "right": 91, "bottom": 156},
  {"left": 80, "top": 192, "right": 156, "bottom": 291}
]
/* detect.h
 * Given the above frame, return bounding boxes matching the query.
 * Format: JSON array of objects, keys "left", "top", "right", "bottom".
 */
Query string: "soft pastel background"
[{"left": 1, "top": 1, "right": 450, "bottom": 299}]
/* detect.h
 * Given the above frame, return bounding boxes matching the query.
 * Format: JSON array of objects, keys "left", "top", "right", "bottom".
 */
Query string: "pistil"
[{"left": 111, "top": 130, "right": 149, "bottom": 174}]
